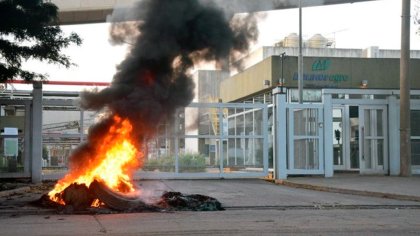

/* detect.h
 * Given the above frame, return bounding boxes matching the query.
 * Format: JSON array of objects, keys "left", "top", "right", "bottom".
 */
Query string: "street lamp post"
[
  {"left": 400, "top": 0, "right": 411, "bottom": 176},
  {"left": 280, "top": 52, "right": 286, "bottom": 94},
  {"left": 298, "top": 0, "right": 303, "bottom": 104}
]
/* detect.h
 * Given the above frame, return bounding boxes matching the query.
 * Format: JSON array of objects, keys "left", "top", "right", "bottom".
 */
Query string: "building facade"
[{"left": 220, "top": 54, "right": 420, "bottom": 176}]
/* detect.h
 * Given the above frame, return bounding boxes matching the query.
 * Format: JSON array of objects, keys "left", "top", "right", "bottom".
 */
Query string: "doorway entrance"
[{"left": 333, "top": 105, "right": 388, "bottom": 174}]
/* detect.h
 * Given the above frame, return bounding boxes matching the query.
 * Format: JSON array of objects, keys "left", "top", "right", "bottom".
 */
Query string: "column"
[
  {"left": 273, "top": 87, "right": 287, "bottom": 180},
  {"left": 388, "top": 95, "right": 400, "bottom": 175},
  {"left": 323, "top": 93, "right": 333, "bottom": 177},
  {"left": 31, "top": 82, "right": 43, "bottom": 183}
]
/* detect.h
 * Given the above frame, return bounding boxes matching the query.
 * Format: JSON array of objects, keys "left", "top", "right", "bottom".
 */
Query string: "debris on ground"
[
  {"left": 29, "top": 180, "right": 224, "bottom": 214},
  {"left": 157, "top": 191, "right": 224, "bottom": 211}
]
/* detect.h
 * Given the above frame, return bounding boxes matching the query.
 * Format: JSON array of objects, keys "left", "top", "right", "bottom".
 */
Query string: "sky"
[
  {"left": 258, "top": 0, "right": 420, "bottom": 49},
  {"left": 15, "top": 0, "right": 420, "bottom": 91}
]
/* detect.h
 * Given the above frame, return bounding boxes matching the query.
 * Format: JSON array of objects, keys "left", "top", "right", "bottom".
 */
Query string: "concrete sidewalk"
[
  {"left": 276, "top": 174, "right": 420, "bottom": 202},
  {"left": 3, "top": 173, "right": 420, "bottom": 203}
]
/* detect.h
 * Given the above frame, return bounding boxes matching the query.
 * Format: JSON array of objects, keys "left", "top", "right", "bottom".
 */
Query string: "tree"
[
  {"left": 0, "top": 0, "right": 82, "bottom": 82},
  {"left": 416, "top": 0, "right": 420, "bottom": 35}
]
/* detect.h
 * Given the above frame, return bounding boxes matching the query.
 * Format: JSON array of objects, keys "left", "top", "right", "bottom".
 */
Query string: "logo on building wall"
[
  {"left": 292, "top": 58, "right": 350, "bottom": 88},
  {"left": 312, "top": 59, "right": 331, "bottom": 71}
]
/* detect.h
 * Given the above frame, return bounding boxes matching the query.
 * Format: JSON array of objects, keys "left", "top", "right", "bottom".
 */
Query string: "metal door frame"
[
  {"left": 332, "top": 106, "right": 349, "bottom": 170},
  {"left": 358, "top": 105, "right": 388, "bottom": 174},
  {"left": 409, "top": 103, "right": 420, "bottom": 174},
  {"left": 286, "top": 103, "right": 324, "bottom": 175}
]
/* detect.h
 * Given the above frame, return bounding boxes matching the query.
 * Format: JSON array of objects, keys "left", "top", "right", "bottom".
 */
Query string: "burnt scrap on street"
[{"left": 34, "top": 180, "right": 224, "bottom": 214}]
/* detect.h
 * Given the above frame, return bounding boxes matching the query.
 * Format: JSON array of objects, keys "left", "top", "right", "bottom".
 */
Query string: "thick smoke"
[
  {"left": 72, "top": 0, "right": 258, "bottom": 167},
  {"left": 108, "top": 21, "right": 139, "bottom": 46}
]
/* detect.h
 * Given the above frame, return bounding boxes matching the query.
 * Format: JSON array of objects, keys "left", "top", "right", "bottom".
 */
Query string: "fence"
[{"left": 39, "top": 101, "right": 269, "bottom": 180}]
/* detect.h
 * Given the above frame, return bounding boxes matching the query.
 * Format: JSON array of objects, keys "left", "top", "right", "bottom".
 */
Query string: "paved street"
[
  {"left": 0, "top": 179, "right": 420, "bottom": 235},
  {"left": 1, "top": 208, "right": 420, "bottom": 235},
  {"left": 159, "top": 179, "right": 420, "bottom": 207}
]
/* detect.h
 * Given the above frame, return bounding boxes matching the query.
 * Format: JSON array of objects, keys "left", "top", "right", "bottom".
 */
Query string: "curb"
[
  {"left": 0, "top": 186, "right": 31, "bottom": 198},
  {"left": 275, "top": 180, "right": 420, "bottom": 203}
]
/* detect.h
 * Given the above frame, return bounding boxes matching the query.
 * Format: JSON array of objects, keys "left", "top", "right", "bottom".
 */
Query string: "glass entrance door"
[
  {"left": 333, "top": 108, "right": 345, "bottom": 170},
  {"left": 412, "top": 109, "right": 420, "bottom": 174},
  {"left": 333, "top": 106, "right": 359, "bottom": 171},
  {"left": 349, "top": 106, "right": 360, "bottom": 169},
  {"left": 359, "top": 106, "right": 388, "bottom": 174}
]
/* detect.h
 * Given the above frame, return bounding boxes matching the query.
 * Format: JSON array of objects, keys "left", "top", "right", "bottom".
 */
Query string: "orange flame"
[{"left": 48, "top": 115, "right": 142, "bottom": 204}]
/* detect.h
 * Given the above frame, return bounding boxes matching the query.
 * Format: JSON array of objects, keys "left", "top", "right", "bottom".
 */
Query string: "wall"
[
  {"left": 221, "top": 56, "right": 420, "bottom": 102},
  {"left": 221, "top": 58, "right": 274, "bottom": 102},
  {"left": 0, "top": 117, "right": 25, "bottom": 133},
  {"left": 234, "top": 46, "right": 420, "bottom": 76}
]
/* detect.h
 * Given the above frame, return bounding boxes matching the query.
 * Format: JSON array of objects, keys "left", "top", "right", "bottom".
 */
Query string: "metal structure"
[
  {"left": 36, "top": 99, "right": 269, "bottom": 180},
  {"left": 137, "top": 102, "right": 269, "bottom": 179},
  {"left": 400, "top": 0, "right": 411, "bottom": 176},
  {"left": 48, "top": 0, "right": 379, "bottom": 25},
  {"left": 298, "top": 0, "right": 303, "bottom": 103},
  {"left": 273, "top": 87, "right": 420, "bottom": 179},
  {"left": 2, "top": 85, "right": 420, "bottom": 182},
  {"left": 0, "top": 84, "right": 43, "bottom": 182},
  {"left": 273, "top": 87, "right": 330, "bottom": 179},
  {"left": 0, "top": 88, "right": 94, "bottom": 181}
]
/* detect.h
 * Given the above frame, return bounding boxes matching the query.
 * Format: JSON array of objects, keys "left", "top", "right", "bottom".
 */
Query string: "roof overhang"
[{"left": 52, "top": 0, "right": 379, "bottom": 25}]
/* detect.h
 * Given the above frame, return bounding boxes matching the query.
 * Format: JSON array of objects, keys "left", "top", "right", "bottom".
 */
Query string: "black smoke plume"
[{"left": 72, "top": 0, "right": 258, "bottom": 168}]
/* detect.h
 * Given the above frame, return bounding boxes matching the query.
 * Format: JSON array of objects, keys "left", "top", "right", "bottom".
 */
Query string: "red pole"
[{"left": 7, "top": 80, "right": 110, "bottom": 86}]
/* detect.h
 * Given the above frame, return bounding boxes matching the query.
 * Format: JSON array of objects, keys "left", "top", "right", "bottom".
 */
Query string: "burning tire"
[
  {"left": 62, "top": 183, "right": 95, "bottom": 210},
  {"left": 89, "top": 180, "right": 149, "bottom": 211}
]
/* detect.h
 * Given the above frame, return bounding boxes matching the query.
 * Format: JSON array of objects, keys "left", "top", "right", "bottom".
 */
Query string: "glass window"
[
  {"left": 411, "top": 110, "right": 420, "bottom": 165},
  {"left": 294, "top": 108, "right": 318, "bottom": 136},
  {"left": 0, "top": 106, "right": 26, "bottom": 173},
  {"left": 294, "top": 139, "right": 319, "bottom": 169},
  {"left": 411, "top": 110, "right": 420, "bottom": 136},
  {"left": 289, "top": 89, "right": 322, "bottom": 103}
]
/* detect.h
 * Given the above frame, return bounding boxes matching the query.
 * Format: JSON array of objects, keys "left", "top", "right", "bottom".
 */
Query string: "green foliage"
[
  {"left": 144, "top": 156, "right": 175, "bottom": 172},
  {"left": 143, "top": 153, "right": 207, "bottom": 172},
  {"left": 0, "top": 0, "right": 82, "bottom": 82},
  {"left": 42, "top": 145, "right": 48, "bottom": 160},
  {"left": 179, "top": 153, "right": 206, "bottom": 171}
]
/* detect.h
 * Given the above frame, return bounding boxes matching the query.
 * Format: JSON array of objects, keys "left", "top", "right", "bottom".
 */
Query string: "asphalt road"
[
  {"left": 1, "top": 208, "right": 419, "bottom": 235},
  {"left": 0, "top": 179, "right": 419, "bottom": 235}
]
